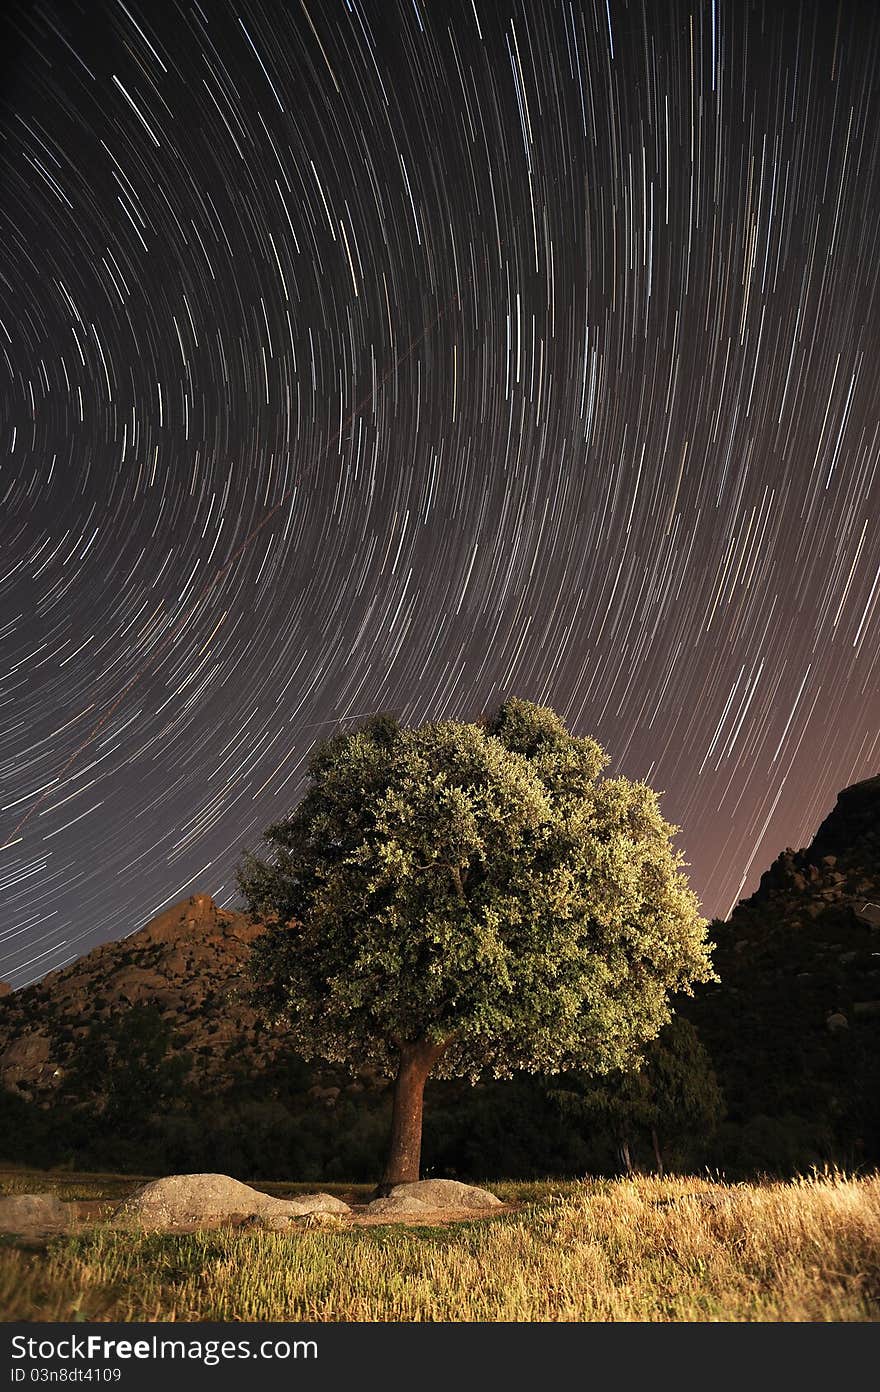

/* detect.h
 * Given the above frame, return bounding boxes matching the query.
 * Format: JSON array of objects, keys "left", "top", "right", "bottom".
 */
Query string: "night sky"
[{"left": 2, "top": 0, "right": 879, "bottom": 989}]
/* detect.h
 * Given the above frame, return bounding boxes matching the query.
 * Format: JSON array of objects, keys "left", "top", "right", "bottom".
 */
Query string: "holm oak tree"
[{"left": 237, "top": 699, "right": 714, "bottom": 1188}]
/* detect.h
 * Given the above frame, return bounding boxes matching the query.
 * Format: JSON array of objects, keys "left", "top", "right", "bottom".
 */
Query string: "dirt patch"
[
  {"left": 347, "top": 1203, "right": 515, "bottom": 1227},
  {"left": 76, "top": 1200, "right": 115, "bottom": 1222}
]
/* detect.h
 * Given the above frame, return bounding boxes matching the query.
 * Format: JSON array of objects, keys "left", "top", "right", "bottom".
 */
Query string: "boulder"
[
  {"left": 113, "top": 966, "right": 167, "bottom": 1003},
  {"left": 159, "top": 950, "right": 187, "bottom": 976},
  {"left": 0, "top": 1193, "right": 72, "bottom": 1235},
  {"left": 367, "top": 1179, "right": 502, "bottom": 1214},
  {"left": 0, "top": 1032, "right": 53, "bottom": 1087},
  {"left": 140, "top": 895, "right": 221, "bottom": 945},
  {"left": 114, "top": 1174, "right": 349, "bottom": 1231},
  {"left": 811, "top": 776, "right": 880, "bottom": 859},
  {"left": 284, "top": 1191, "right": 349, "bottom": 1214}
]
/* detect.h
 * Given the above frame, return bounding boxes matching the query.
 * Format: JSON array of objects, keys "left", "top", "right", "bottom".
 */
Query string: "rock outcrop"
[
  {"left": 706, "top": 773, "right": 880, "bottom": 997},
  {"left": 367, "top": 1179, "right": 502, "bottom": 1213},
  {"left": 0, "top": 1192, "right": 73, "bottom": 1236},
  {"left": 114, "top": 1173, "right": 349, "bottom": 1231},
  {"left": 810, "top": 775, "right": 880, "bottom": 861}
]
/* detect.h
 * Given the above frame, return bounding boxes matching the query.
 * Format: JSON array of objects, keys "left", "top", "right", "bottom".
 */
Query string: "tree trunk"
[
  {"left": 377, "top": 1039, "right": 446, "bottom": 1194},
  {"left": 618, "top": 1139, "right": 634, "bottom": 1176},
  {"left": 651, "top": 1127, "right": 664, "bottom": 1177}
]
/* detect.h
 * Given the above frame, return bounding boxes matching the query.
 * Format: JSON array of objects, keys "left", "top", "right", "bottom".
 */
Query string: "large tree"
[{"left": 238, "top": 699, "right": 714, "bottom": 1188}]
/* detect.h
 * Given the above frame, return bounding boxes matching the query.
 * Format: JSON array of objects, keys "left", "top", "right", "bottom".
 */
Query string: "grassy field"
[{"left": 1, "top": 1170, "right": 878, "bottom": 1321}]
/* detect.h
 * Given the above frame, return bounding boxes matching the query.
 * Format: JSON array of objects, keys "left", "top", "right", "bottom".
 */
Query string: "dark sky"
[{"left": 1, "top": 0, "right": 879, "bottom": 988}]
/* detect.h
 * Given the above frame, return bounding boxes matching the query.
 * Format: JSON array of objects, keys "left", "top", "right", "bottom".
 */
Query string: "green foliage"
[
  {"left": 421, "top": 1075, "right": 596, "bottom": 1178},
  {"left": 0, "top": 1084, "right": 56, "bottom": 1167},
  {"left": 239, "top": 698, "right": 714, "bottom": 1081},
  {"left": 62, "top": 1004, "right": 193, "bottom": 1134},
  {"left": 547, "top": 1017, "right": 725, "bottom": 1170}
]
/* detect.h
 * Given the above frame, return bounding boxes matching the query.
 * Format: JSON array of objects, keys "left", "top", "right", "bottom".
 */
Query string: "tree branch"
[{"left": 411, "top": 858, "right": 469, "bottom": 900}]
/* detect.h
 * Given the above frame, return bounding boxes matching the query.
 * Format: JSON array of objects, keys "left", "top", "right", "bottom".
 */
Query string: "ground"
[
  {"left": 0, "top": 1170, "right": 518, "bottom": 1238},
  {"left": 1, "top": 1169, "right": 878, "bottom": 1321}
]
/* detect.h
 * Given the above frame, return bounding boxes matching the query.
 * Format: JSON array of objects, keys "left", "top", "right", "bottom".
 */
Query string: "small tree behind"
[
  {"left": 238, "top": 699, "right": 714, "bottom": 1188},
  {"left": 548, "top": 1016, "right": 725, "bottom": 1175}
]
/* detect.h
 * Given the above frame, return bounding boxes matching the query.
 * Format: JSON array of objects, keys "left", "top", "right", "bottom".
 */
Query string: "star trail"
[{"left": 1, "top": 0, "right": 879, "bottom": 988}]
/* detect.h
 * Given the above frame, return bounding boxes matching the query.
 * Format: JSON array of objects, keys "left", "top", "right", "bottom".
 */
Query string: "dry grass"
[{"left": 2, "top": 1172, "right": 878, "bottom": 1322}]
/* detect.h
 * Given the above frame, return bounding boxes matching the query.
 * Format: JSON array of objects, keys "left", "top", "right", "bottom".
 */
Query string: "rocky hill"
[
  {"left": 684, "top": 774, "right": 880, "bottom": 1167},
  {"left": 0, "top": 894, "right": 277, "bottom": 1098},
  {"left": 699, "top": 773, "right": 880, "bottom": 1023}
]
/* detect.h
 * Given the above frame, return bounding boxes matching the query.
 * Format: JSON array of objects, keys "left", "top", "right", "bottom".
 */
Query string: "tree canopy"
[{"left": 238, "top": 698, "right": 714, "bottom": 1183}]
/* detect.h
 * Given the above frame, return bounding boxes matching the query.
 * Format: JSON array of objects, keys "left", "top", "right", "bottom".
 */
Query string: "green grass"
[
  {"left": 1, "top": 1171, "right": 878, "bottom": 1321},
  {"left": 0, "top": 1167, "right": 154, "bottom": 1204}
]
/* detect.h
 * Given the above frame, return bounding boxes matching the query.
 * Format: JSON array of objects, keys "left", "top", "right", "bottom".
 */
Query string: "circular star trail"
[{"left": 2, "top": 0, "right": 879, "bottom": 987}]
